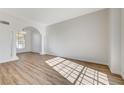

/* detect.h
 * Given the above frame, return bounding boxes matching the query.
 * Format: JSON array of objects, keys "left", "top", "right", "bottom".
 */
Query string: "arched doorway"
[{"left": 16, "top": 26, "right": 42, "bottom": 54}]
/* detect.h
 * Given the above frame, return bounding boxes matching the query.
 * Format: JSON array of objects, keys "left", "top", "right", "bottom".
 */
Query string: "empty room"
[{"left": 0, "top": 8, "right": 124, "bottom": 85}]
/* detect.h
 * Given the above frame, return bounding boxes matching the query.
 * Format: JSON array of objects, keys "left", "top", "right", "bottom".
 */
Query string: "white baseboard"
[
  {"left": 40, "top": 52, "right": 47, "bottom": 55},
  {"left": 46, "top": 52, "right": 107, "bottom": 65},
  {"left": 0, "top": 56, "right": 19, "bottom": 63},
  {"left": 74, "top": 58, "right": 107, "bottom": 65}
]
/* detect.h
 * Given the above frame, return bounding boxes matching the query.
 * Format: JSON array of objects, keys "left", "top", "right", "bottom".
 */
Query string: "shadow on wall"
[{"left": 45, "top": 57, "right": 109, "bottom": 85}]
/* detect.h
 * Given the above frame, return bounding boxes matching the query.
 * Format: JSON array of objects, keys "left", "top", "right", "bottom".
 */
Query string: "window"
[{"left": 16, "top": 31, "right": 26, "bottom": 49}]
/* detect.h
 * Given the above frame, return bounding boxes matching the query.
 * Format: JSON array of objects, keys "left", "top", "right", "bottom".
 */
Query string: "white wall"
[
  {"left": 31, "top": 30, "right": 41, "bottom": 53},
  {"left": 108, "top": 9, "right": 121, "bottom": 75},
  {"left": 46, "top": 9, "right": 109, "bottom": 65},
  {"left": 121, "top": 9, "right": 124, "bottom": 79},
  {"left": 0, "top": 12, "right": 20, "bottom": 63},
  {"left": 0, "top": 24, "right": 12, "bottom": 63}
]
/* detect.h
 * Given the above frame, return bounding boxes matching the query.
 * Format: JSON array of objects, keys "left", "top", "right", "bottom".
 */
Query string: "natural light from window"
[
  {"left": 16, "top": 31, "right": 26, "bottom": 49},
  {"left": 45, "top": 57, "right": 109, "bottom": 85}
]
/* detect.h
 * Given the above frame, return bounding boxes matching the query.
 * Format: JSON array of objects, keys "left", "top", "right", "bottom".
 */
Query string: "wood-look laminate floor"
[{"left": 0, "top": 52, "right": 124, "bottom": 85}]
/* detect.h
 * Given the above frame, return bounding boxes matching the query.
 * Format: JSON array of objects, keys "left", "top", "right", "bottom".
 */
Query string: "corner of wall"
[
  {"left": 122, "top": 74, "right": 124, "bottom": 80},
  {"left": 40, "top": 52, "right": 47, "bottom": 55},
  {"left": 109, "top": 66, "right": 121, "bottom": 75}
]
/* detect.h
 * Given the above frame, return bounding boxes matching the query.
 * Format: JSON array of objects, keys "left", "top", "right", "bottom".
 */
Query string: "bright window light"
[{"left": 16, "top": 31, "right": 26, "bottom": 49}]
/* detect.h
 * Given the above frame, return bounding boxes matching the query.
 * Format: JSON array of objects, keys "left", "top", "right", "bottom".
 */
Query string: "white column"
[
  {"left": 12, "top": 30, "right": 19, "bottom": 60},
  {"left": 40, "top": 27, "right": 47, "bottom": 55},
  {"left": 109, "top": 9, "right": 121, "bottom": 75}
]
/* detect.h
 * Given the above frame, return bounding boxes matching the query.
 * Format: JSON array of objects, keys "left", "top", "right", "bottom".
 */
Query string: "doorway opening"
[{"left": 16, "top": 26, "right": 42, "bottom": 54}]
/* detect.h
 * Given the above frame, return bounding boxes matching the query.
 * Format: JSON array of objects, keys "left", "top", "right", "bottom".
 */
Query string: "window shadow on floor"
[{"left": 45, "top": 57, "right": 109, "bottom": 85}]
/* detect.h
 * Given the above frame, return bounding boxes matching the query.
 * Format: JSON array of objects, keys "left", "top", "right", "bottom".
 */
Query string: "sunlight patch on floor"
[{"left": 45, "top": 57, "right": 109, "bottom": 85}]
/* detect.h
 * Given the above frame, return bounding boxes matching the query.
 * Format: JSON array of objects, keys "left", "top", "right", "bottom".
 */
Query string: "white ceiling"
[{"left": 0, "top": 8, "right": 104, "bottom": 25}]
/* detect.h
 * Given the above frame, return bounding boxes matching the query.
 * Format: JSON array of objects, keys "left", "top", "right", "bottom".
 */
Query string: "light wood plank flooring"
[{"left": 0, "top": 52, "right": 124, "bottom": 85}]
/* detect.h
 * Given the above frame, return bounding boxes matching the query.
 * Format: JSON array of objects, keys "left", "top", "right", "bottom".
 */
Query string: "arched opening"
[{"left": 16, "top": 26, "right": 42, "bottom": 54}]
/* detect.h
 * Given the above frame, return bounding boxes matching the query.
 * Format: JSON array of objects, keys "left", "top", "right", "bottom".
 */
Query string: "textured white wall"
[{"left": 47, "top": 9, "right": 109, "bottom": 65}]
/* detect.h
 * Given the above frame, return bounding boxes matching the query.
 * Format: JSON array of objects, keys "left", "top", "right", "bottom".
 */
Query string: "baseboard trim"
[
  {"left": 46, "top": 52, "right": 107, "bottom": 65},
  {"left": 40, "top": 52, "right": 47, "bottom": 55},
  {"left": 0, "top": 56, "right": 19, "bottom": 64}
]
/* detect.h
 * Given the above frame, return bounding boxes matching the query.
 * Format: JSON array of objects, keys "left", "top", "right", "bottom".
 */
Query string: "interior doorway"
[{"left": 16, "top": 26, "right": 41, "bottom": 54}]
